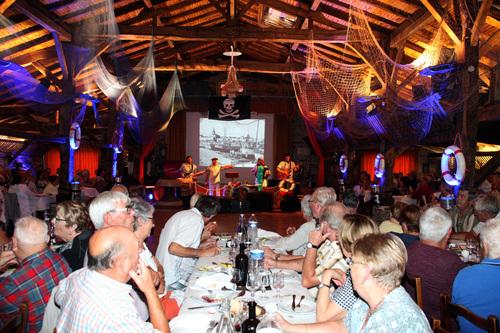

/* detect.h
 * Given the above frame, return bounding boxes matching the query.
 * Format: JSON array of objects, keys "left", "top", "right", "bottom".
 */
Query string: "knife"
[
  {"left": 292, "top": 294, "right": 296, "bottom": 311},
  {"left": 187, "top": 303, "right": 221, "bottom": 310}
]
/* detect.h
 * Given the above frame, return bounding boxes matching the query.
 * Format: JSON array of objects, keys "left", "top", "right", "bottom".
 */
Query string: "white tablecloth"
[{"left": 172, "top": 237, "right": 316, "bottom": 333}]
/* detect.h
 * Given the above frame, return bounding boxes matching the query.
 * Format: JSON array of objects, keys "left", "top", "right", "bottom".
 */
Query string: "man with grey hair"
[
  {"left": 0, "top": 217, "right": 70, "bottom": 332},
  {"left": 264, "top": 202, "right": 346, "bottom": 289},
  {"left": 405, "top": 207, "right": 466, "bottom": 322},
  {"left": 453, "top": 218, "right": 500, "bottom": 332},
  {"left": 274, "top": 187, "right": 337, "bottom": 255},
  {"left": 89, "top": 190, "right": 135, "bottom": 230},
  {"left": 472, "top": 194, "right": 499, "bottom": 235},
  {"left": 56, "top": 226, "right": 169, "bottom": 333}
]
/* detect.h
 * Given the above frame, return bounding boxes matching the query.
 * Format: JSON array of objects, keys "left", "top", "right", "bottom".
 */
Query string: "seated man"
[
  {"left": 449, "top": 189, "right": 477, "bottom": 232},
  {"left": 156, "top": 196, "right": 220, "bottom": 289},
  {"left": 89, "top": 191, "right": 135, "bottom": 231},
  {"left": 405, "top": 207, "right": 466, "bottom": 322},
  {"left": 472, "top": 194, "right": 499, "bottom": 236},
  {"left": 0, "top": 217, "right": 71, "bottom": 332},
  {"left": 452, "top": 218, "right": 500, "bottom": 333},
  {"left": 275, "top": 187, "right": 337, "bottom": 255},
  {"left": 264, "top": 202, "right": 347, "bottom": 288},
  {"left": 55, "top": 226, "right": 169, "bottom": 333},
  {"left": 392, "top": 204, "right": 421, "bottom": 248}
]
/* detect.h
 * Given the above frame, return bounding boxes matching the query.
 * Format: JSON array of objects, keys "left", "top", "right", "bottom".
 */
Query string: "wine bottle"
[
  {"left": 241, "top": 301, "right": 260, "bottom": 333},
  {"left": 234, "top": 242, "right": 248, "bottom": 288}
]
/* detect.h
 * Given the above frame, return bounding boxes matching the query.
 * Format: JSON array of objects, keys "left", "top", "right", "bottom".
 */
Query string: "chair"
[
  {"left": 404, "top": 273, "right": 424, "bottom": 310},
  {"left": 440, "top": 294, "right": 499, "bottom": 333},
  {"left": 0, "top": 303, "right": 28, "bottom": 333},
  {"left": 432, "top": 319, "right": 451, "bottom": 333}
]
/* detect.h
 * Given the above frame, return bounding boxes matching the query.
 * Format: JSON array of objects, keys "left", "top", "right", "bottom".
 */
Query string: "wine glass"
[
  {"left": 246, "top": 271, "right": 261, "bottom": 299},
  {"left": 231, "top": 268, "right": 243, "bottom": 289},
  {"left": 259, "top": 270, "right": 272, "bottom": 296},
  {"left": 272, "top": 271, "right": 284, "bottom": 300}
]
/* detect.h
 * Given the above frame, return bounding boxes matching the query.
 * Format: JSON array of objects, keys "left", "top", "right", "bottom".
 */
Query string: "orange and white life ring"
[
  {"left": 441, "top": 145, "right": 465, "bottom": 186},
  {"left": 374, "top": 153, "right": 385, "bottom": 178},
  {"left": 339, "top": 154, "right": 348, "bottom": 174},
  {"left": 69, "top": 122, "right": 81, "bottom": 150}
]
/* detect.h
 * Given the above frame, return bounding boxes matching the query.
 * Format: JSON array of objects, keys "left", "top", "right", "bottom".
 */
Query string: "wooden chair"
[
  {"left": 440, "top": 294, "right": 499, "bottom": 333},
  {"left": 432, "top": 319, "right": 451, "bottom": 333},
  {"left": 404, "top": 273, "right": 424, "bottom": 310},
  {"left": 0, "top": 303, "right": 28, "bottom": 333}
]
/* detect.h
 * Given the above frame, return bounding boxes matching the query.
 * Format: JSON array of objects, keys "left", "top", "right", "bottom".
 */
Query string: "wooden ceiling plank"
[
  {"left": 236, "top": 0, "right": 257, "bottom": 20},
  {"left": 291, "top": 0, "right": 322, "bottom": 51},
  {"left": 156, "top": 59, "right": 304, "bottom": 73},
  {"left": 12, "top": 0, "right": 71, "bottom": 42},
  {"left": 142, "top": 0, "right": 153, "bottom": 8},
  {"left": 419, "top": 0, "right": 461, "bottom": 45},
  {"left": 207, "top": 0, "right": 229, "bottom": 21},
  {"left": 471, "top": 0, "right": 494, "bottom": 46},
  {"left": 101, "top": 25, "right": 349, "bottom": 43}
]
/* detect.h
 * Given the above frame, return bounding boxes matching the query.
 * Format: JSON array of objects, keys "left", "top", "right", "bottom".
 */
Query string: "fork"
[
  {"left": 296, "top": 295, "right": 305, "bottom": 308},
  {"left": 292, "top": 294, "right": 296, "bottom": 311}
]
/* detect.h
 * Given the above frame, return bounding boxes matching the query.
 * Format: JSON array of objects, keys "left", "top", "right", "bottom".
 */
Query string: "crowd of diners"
[{"left": 0, "top": 169, "right": 499, "bottom": 333}]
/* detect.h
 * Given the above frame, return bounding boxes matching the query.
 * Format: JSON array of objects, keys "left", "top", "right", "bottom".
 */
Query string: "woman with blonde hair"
[{"left": 346, "top": 233, "right": 431, "bottom": 332}]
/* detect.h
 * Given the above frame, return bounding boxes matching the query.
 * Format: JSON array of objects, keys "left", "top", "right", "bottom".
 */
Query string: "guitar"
[{"left": 277, "top": 163, "right": 299, "bottom": 180}]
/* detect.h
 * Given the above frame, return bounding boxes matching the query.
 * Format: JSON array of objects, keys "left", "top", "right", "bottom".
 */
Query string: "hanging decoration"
[
  {"left": 221, "top": 46, "right": 243, "bottom": 97},
  {"left": 339, "top": 154, "right": 348, "bottom": 174},
  {"left": 374, "top": 153, "right": 385, "bottom": 178},
  {"left": 441, "top": 145, "right": 465, "bottom": 186},
  {"left": 69, "top": 123, "right": 81, "bottom": 150}
]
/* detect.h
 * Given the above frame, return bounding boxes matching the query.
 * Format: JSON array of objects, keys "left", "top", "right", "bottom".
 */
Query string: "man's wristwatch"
[
  {"left": 318, "top": 282, "right": 330, "bottom": 289},
  {"left": 306, "top": 242, "right": 320, "bottom": 250}
]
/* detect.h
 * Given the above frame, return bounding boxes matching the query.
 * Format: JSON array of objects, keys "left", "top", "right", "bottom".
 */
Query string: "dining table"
[{"left": 169, "top": 233, "right": 317, "bottom": 333}]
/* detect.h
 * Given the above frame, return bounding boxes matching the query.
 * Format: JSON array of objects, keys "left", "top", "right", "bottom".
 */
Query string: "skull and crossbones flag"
[{"left": 208, "top": 96, "right": 251, "bottom": 121}]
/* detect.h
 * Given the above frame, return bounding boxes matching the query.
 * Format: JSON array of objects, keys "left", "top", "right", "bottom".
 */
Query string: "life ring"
[
  {"left": 339, "top": 154, "right": 348, "bottom": 174},
  {"left": 374, "top": 153, "right": 385, "bottom": 178},
  {"left": 441, "top": 145, "right": 465, "bottom": 186},
  {"left": 69, "top": 122, "right": 81, "bottom": 150}
]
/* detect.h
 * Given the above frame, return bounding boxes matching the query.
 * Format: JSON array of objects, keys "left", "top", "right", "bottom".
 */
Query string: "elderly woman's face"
[
  {"left": 53, "top": 212, "right": 78, "bottom": 243},
  {"left": 350, "top": 255, "right": 367, "bottom": 294}
]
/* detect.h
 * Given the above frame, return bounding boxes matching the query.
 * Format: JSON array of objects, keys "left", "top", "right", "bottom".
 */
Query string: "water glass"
[
  {"left": 272, "top": 271, "right": 284, "bottom": 300},
  {"left": 246, "top": 271, "right": 261, "bottom": 299},
  {"left": 231, "top": 268, "right": 243, "bottom": 287},
  {"left": 260, "top": 270, "right": 272, "bottom": 294}
]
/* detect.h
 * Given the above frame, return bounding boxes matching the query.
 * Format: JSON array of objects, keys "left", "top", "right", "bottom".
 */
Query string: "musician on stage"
[
  {"left": 178, "top": 155, "right": 204, "bottom": 208},
  {"left": 276, "top": 153, "right": 299, "bottom": 193},
  {"left": 251, "top": 157, "right": 271, "bottom": 191},
  {"left": 204, "top": 157, "right": 233, "bottom": 197}
]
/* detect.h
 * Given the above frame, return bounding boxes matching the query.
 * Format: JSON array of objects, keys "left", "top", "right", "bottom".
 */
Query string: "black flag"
[{"left": 209, "top": 96, "right": 251, "bottom": 121}]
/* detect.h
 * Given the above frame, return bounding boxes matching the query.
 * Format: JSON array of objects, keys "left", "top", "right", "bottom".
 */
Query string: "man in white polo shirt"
[{"left": 156, "top": 196, "right": 220, "bottom": 289}]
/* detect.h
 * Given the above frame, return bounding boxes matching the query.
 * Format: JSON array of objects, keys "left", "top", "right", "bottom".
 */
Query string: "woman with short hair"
[{"left": 53, "top": 200, "right": 93, "bottom": 271}]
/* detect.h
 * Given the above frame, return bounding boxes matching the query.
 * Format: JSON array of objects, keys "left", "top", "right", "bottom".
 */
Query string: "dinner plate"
[
  {"left": 278, "top": 297, "right": 315, "bottom": 314},
  {"left": 194, "top": 273, "right": 231, "bottom": 290}
]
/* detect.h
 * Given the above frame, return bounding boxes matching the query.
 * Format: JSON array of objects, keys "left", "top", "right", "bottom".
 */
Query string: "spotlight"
[{"left": 145, "top": 186, "right": 156, "bottom": 203}]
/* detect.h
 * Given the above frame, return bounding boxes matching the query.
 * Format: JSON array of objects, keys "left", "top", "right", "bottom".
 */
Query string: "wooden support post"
[{"left": 57, "top": 101, "right": 73, "bottom": 200}]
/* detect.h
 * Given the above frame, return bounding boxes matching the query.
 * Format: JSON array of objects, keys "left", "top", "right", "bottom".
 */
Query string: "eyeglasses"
[
  {"left": 108, "top": 206, "right": 132, "bottom": 214},
  {"left": 54, "top": 217, "right": 66, "bottom": 223},
  {"left": 350, "top": 260, "right": 365, "bottom": 266}
]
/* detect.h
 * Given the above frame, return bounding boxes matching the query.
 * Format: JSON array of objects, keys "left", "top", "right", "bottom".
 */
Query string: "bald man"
[
  {"left": 55, "top": 227, "right": 169, "bottom": 333},
  {"left": 0, "top": 217, "right": 70, "bottom": 332}
]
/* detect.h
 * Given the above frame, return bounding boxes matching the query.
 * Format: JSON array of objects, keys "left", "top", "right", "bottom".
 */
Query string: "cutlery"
[
  {"left": 296, "top": 295, "right": 305, "bottom": 308},
  {"left": 187, "top": 303, "right": 221, "bottom": 310},
  {"left": 292, "top": 294, "right": 296, "bottom": 311}
]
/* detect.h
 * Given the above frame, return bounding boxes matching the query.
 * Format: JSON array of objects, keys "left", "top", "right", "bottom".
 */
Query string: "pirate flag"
[{"left": 208, "top": 96, "right": 251, "bottom": 121}]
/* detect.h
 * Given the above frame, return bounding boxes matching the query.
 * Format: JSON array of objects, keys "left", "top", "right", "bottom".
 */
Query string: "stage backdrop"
[
  {"left": 45, "top": 146, "right": 100, "bottom": 177},
  {"left": 361, "top": 150, "right": 417, "bottom": 180}
]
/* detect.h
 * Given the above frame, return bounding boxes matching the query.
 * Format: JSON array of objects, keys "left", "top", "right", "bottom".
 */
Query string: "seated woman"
[
  {"left": 343, "top": 233, "right": 431, "bottom": 332},
  {"left": 275, "top": 214, "right": 379, "bottom": 332},
  {"left": 53, "top": 201, "right": 93, "bottom": 271}
]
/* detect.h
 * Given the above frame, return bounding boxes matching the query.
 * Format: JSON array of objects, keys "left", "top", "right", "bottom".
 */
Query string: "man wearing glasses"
[{"left": 89, "top": 191, "right": 135, "bottom": 231}]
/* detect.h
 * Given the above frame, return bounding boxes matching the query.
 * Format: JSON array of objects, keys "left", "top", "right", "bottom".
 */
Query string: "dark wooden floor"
[{"left": 149, "top": 208, "right": 305, "bottom": 254}]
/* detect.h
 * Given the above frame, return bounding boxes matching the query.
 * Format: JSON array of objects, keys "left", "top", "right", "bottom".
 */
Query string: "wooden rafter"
[
  {"left": 12, "top": 0, "right": 71, "bottom": 42},
  {"left": 236, "top": 0, "right": 257, "bottom": 20},
  {"left": 0, "top": 0, "right": 16, "bottom": 14},
  {"left": 390, "top": 8, "right": 434, "bottom": 48},
  {"left": 95, "top": 25, "right": 349, "bottom": 43},
  {"left": 419, "top": 0, "right": 461, "bottom": 46},
  {"left": 207, "top": 0, "right": 229, "bottom": 21},
  {"left": 471, "top": 0, "right": 494, "bottom": 46},
  {"left": 291, "top": 0, "right": 322, "bottom": 51},
  {"left": 156, "top": 59, "right": 304, "bottom": 73}
]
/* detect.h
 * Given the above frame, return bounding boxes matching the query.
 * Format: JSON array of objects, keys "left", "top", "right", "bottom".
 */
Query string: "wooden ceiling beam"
[
  {"left": 419, "top": 0, "right": 461, "bottom": 45},
  {"left": 103, "top": 25, "right": 348, "bottom": 42},
  {"left": 156, "top": 59, "right": 304, "bottom": 73},
  {"left": 12, "top": 0, "right": 71, "bottom": 42},
  {"left": 291, "top": 0, "right": 322, "bottom": 51},
  {"left": 236, "top": 0, "right": 257, "bottom": 20},
  {"left": 390, "top": 8, "right": 433, "bottom": 48},
  {"left": 207, "top": 0, "right": 229, "bottom": 21},
  {"left": 471, "top": 0, "right": 494, "bottom": 46},
  {"left": 0, "top": 0, "right": 16, "bottom": 14}
]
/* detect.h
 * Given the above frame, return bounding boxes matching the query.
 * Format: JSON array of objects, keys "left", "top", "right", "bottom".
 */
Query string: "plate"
[
  {"left": 194, "top": 273, "right": 231, "bottom": 290},
  {"left": 278, "top": 297, "right": 315, "bottom": 314}
]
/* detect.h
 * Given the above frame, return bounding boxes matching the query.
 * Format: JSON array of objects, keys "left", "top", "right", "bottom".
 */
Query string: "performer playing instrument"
[
  {"left": 251, "top": 158, "right": 271, "bottom": 191},
  {"left": 276, "top": 153, "right": 299, "bottom": 193},
  {"left": 204, "top": 157, "right": 233, "bottom": 197},
  {"left": 178, "top": 155, "right": 205, "bottom": 208}
]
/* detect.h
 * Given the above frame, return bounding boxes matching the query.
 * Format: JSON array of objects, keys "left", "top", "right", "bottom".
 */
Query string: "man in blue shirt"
[{"left": 452, "top": 218, "right": 500, "bottom": 333}]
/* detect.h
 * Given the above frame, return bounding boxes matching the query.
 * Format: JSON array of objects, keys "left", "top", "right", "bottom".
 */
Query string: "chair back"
[
  {"left": 404, "top": 273, "right": 424, "bottom": 310},
  {"left": 432, "top": 319, "right": 451, "bottom": 333},
  {"left": 0, "top": 303, "right": 28, "bottom": 333},
  {"left": 440, "top": 294, "right": 499, "bottom": 333}
]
